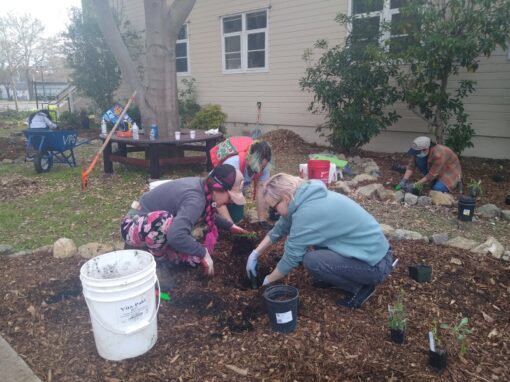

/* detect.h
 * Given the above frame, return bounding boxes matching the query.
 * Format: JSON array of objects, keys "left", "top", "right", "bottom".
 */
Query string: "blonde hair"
[{"left": 262, "top": 173, "right": 305, "bottom": 205}]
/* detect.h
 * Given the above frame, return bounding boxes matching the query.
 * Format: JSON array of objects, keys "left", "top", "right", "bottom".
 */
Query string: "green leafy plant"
[
  {"left": 58, "top": 111, "right": 81, "bottom": 129},
  {"left": 440, "top": 317, "right": 473, "bottom": 355},
  {"left": 413, "top": 182, "right": 424, "bottom": 196},
  {"left": 467, "top": 179, "right": 483, "bottom": 198},
  {"left": 233, "top": 232, "right": 258, "bottom": 240},
  {"left": 178, "top": 78, "right": 201, "bottom": 129},
  {"left": 189, "top": 104, "right": 227, "bottom": 134},
  {"left": 388, "top": 290, "right": 407, "bottom": 331}
]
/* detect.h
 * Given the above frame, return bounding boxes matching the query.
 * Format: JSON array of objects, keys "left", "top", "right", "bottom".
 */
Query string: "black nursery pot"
[
  {"left": 491, "top": 174, "right": 504, "bottom": 183},
  {"left": 390, "top": 329, "right": 405, "bottom": 344},
  {"left": 408, "top": 264, "right": 432, "bottom": 283},
  {"left": 505, "top": 194, "right": 510, "bottom": 205},
  {"left": 429, "top": 349, "right": 448, "bottom": 371}
]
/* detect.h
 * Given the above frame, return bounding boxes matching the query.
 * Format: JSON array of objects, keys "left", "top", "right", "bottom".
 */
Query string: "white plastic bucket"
[{"left": 80, "top": 250, "right": 160, "bottom": 361}]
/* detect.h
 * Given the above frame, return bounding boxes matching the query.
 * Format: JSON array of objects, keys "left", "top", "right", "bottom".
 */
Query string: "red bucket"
[{"left": 307, "top": 160, "right": 330, "bottom": 185}]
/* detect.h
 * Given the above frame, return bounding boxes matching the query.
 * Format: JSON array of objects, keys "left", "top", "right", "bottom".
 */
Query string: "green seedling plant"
[
  {"left": 388, "top": 290, "right": 407, "bottom": 332},
  {"left": 233, "top": 232, "right": 258, "bottom": 240},
  {"left": 467, "top": 179, "right": 483, "bottom": 198},
  {"left": 413, "top": 182, "right": 424, "bottom": 196},
  {"left": 440, "top": 317, "right": 472, "bottom": 355}
]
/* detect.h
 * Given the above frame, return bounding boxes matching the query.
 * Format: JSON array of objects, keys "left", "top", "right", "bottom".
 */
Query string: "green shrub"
[
  {"left": 58, "top": 111, "right": 81, "bottom": 129},
  {"left": 178, "top": 78, "right": 201, "bottom": 129},
  {"left": 189, "top": 104, "right": 227, "bottom": 134}
]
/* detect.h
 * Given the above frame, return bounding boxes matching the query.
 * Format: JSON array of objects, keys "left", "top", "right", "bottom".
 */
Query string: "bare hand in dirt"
[
  {"left": 201, "top": 249, "right": 214, "bottom": 277},
  {"left": 230, "top": 224, "right": 250, "bottom": 235}
]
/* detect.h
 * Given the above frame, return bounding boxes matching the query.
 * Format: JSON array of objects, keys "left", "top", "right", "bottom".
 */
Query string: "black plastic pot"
[
  {"left": 408, "top": 264, "right": 432, "bottom": 283},
  {"left": 263, "top": 285, "right": 299, "bottom": 333},
  {"left": 458, "top": 195, "right": 476, "bottom": 222},
  {"left": 506, "top": 194, "right": 510, "bottom": 205},
  {"left": 429, "top": 349, "right": 448, "bottom": 371},
  {"left": 390, "top": 329, "right": 405, "bottom": 344},
  {"left": 491, "top": 174, "right": 504, "bottom": 183}
]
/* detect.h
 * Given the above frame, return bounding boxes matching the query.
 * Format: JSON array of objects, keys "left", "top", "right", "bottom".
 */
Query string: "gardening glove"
[
  {"left": 403, "top": 183, "right": 415, "bottom": 193},
  {"left": 230, "top": 224, "right": 250, "bottom": 235},
  {"left": 398, "top": 178, "right": 408, "bottom": 189},
  {"left": 201, "top": 249, "right": 214, "bottom": 277},
  {"left": 246, "top": 250, "right": 259, "bottom": 278},
  {"left": 262, "top": 275, "right": 271, "bottom": 286},
  {"left": 258, "top": 221, "right": 274, "bottom": 231}
]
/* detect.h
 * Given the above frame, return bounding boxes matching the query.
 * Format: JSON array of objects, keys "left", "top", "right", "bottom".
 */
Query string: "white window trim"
[
  {"left": 221, "top": 9, "right": 269, "bottom": 74},
  {"left": 348, "top": 0, "right": 404, "bottom": 48},
  {"left": 176, "top": 23, "right": 190, "bottom": 76}
]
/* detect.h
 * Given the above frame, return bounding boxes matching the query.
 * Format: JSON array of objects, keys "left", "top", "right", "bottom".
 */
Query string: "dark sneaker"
[
  {"left": 156, "top": 261, "right": 176, "bottom": 291},
  {"left": 336, "top": 285, "right": 375, "bottom": 309}
]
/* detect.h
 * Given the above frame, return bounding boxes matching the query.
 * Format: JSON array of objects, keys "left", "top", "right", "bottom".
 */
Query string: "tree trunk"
[
  {"left": 434, "top": 75, "right": 449, "bottom": 144},
  {"left": 26, "top": 70, "right": 34, "bottom": 100},
  {"left": 9, "top": 76, "right": 19, "bottom": 112},
  {"left": 92, "top": 0, "right": 196, "bottom": 136}
]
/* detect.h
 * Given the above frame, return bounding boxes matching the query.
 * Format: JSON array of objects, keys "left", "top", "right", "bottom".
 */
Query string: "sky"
[{"left": 3, "top": 0, "right": 82, "bottom": 37}]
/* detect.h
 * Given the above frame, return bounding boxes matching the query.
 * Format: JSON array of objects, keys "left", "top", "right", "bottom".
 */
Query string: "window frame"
[
  {"left": 176, "top": 23, "right": 190, "bottom": 76},
  {"left": 221, "top": 9, "right": 269, "bottom": 74},
  {"left": 348, "top": 0, "right": 407, "bottom": 50}
]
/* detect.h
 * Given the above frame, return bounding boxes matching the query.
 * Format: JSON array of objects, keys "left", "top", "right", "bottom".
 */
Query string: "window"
[
  {"left": 221, "top": 9, "right": 268, "bottom": 73},
  {"left": 351, "top": 0, "right": 413, "bottom": 52},
  {"left": 176, "top": 24, "right": 189, "bottom": 74}
]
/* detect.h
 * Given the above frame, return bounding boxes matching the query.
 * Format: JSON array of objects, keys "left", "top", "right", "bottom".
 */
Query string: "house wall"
[{"left": 119, "top": 0, "right": 510, "bottom": 159}]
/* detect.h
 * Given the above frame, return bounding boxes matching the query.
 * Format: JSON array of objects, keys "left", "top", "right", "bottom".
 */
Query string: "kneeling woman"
[
  {"left": 121, "top": 164, "right": 247, "bottom": 287},
  {"left": 246, "top": 173, "right": 393, "bottom": 309}
]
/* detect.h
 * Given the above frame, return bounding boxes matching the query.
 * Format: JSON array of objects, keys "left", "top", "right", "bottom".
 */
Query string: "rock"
[
  {"left": 429, "top": 191, "right": 455, "bottom": 207},
  {"left": 330, "top": 181, "right": 352, "bottom": 195},
  {"left": 350, "top": 156, "right": 362, "bottom": 165},
  {"left": 376, "top": 188, "right": 394, "bottom": 201},
  {"left": 431, "top": 233, "right": 449, "bottom": 245},
  {"left": 499, "top": 210, "right": 510, "bottom": 222},
  {"left": 404, "top": 193, "right": 418, "bottom": 205},
  {"left": 10, "top": 250, "right": 33, "bottom": 257},
  {"left": 78, "top": 242, "right": 115, "bottom": 259},
  {"left": 394, "top": 190, "right": 404, "bottom": 203},
  {"left": 1, "top": 158, "right": 14, "bottom": 164},
  {"left": 363, "top": 164, "right": 380, "bottom": 175},
  {"left": 471, "top": 236, "right": 505, "bottom": 259},
  {"left": 450, "top": 257, "right": 463, "bottom": 265},
  {"left": 53, "top": 238, "right": 77, "bottom": 258},
  {"left": 477, "top": 204, "right": 501, "bottom": 219},
  {"left": 417, "top": 196, "right": 432, "bottom": 206},
  {"left": 31, "top": 245, "right": 53, "bottom": 256},
  {"left": 393, "top": 229, "right": 426, "bottom": 241},
  {"left": 502, "top": 251, "right": 510, "bottom": 262},
  {"left": 0, "top": 244, "right": 14, "bottom": 256},
  {"left": 356, "top": 183, "right": 384, "bottom": 199},
  {"left": 346, "top": 174, "right": 377, "bottom": 187},
  {"left": 446, "top": 236, "right": 478, "bottom": 250},
  {"left": 380, "top": 224, "right": 395, "bottom": 237}
]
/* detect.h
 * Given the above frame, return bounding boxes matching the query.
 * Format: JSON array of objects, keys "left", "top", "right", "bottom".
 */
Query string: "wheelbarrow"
[{"left": 23, "top": 129, "right": 95, "bottom": 173}]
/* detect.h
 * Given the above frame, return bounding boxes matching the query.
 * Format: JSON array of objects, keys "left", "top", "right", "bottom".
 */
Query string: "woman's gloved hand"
[
  {"left": 262, "top": 275, "right": 271, "bottom": 286},
  {"left": 246, "top": 250, "right": 258, "bottom": 278},
  {"left": 230, "top": 224, "right": 249, "bottom": 235},
  {"left": 398, "top": 178, "right": 408, "bottom": 189},
  {"left": 403, "top": 183, "right": 415, "bottom": 193},
  {"left": 201, "top": 249, "right": 214, "bottom": 277}
]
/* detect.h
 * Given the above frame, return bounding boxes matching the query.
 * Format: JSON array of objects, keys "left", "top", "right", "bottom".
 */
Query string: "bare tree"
[{"left": 91, "top": 0, "right": 196, "bottom": 136}]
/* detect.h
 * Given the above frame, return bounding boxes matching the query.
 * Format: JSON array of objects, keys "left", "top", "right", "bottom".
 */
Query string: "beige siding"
[{"left": 121, "top": 0, "right": 510, "bottom": 159}]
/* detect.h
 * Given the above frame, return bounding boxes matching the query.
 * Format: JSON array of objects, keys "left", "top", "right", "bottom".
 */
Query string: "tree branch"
[{"left": 168, "top": 0, "right": 197, "bottom": 36}]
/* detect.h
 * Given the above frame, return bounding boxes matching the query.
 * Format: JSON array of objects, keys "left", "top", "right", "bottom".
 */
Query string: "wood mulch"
[{"left": 0, "top": 224, "right": 509, "bottom": 381}]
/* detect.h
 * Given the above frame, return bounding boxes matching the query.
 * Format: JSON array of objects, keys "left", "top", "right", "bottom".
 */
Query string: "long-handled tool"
[{"left": 81, "top": 91, "right": 137, "bottom": 191}]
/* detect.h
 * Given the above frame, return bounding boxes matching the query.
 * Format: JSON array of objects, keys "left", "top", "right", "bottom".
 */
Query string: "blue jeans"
[
  {"left": 302, "top": 249, "right": 394, "bottom": 294},
  {"left": 415, "top": 156, "right": 449, "bottom": 192}
]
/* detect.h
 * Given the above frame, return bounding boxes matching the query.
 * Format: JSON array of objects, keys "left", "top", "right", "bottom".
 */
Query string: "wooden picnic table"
[{"left": 100, "top": 129, "right": 223, "bottom": 179}]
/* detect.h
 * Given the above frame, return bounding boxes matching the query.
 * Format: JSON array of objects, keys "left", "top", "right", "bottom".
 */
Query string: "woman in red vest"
[{"left": 210, "top": 137, "right": 272, "bottom": 228}]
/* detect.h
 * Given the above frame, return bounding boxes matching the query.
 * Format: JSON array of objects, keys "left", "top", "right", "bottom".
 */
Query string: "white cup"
[
  {"left": 175, "top": 131, "right": 181, "bottom": 140},
  {"left": 190, "top": 130, "right": 196, "bottom": 139}
]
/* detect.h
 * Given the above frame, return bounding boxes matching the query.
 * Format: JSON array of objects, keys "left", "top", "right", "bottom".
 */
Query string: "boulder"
[
  {"left": 356, "top": 183, "right": 384, "bottom": 199},
  {"left": 417, "top": 196, "right": 432, "bottom": 206},
  {"left": 394, "top": 190, "right": 404, "bottom": 203},
  {"left": 31, "top": 245, "right": 53, "bottom": 256},
  {"left": 446, "top": 236, "right": 478, "bottom": 250},
  {"left": 393, "top": 229, "right": 427, "bottom": 241},
  {"left": 404, "top": 193, "right": 418, "bottom": 205},
  {"left": 78, "top": 242, "right": 116, "bottom": 259},
  {"left": 53, "top": 238, "right": 77, "bottom": 259},
  {"left": 0, "top": 244, "right": 14, "bottom": 256},
  {"left": 429, "top": 191, "right": 455, "bottom": 207},
  {"left": 477, "top": 204, "right": 501, "bottom": 219},
  {"left": 431, "top": 233, "right": 449, "bottom": 245},
  {"left": 471, "top": 237, "right": 505, "bottom": 259},
  {"left": 380, "top": 224, "right": 395, "bottom": 237},
  {"left": 346, "top": 174, "right": 378, "bottom": 187},
  {"left": 330, "top": 181, "right": 352, "bottom": 195},
  {"left": 502, "top": 251, "right": 510, "bottom": 262},
  {"left": 450, "top": 257, "right": 463, "bottom": 265},
  {"left": 376, "top": 188, "right": 394, "bottom": 201},
  {"left": 499, "top": 210, "right": 510, "bottom": 222}
]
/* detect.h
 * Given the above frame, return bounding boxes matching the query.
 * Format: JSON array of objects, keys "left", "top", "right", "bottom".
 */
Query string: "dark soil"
[{"left": 1, "top": 223, "right": 509, "bottom": 381}]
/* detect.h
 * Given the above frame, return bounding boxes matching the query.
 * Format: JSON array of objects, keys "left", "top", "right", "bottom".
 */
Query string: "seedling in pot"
[
  {"left": 505, "top": 193, "right": 510, "bottom": 205},
  {"left": 428, "top": 321, "right": 448, "bottom": 372},
  {"left": 388, "top": 290, "right": 406, "bottom": 344},
  {"left": 466, "top": 178, "right": 483, "bottom": 198},
  {"left": 411, "top": 182, "right": 424, "bottom": 196},
  {"left": 408, "top": 264, "right": 432, "bottom": 283}
]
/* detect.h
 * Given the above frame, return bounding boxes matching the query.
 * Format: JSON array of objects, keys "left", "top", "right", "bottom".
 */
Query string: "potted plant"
[
  {"left": 231, "top": 232, "right": 258, "bottom": 258},
  {"left": 411, "top": 182, "right": 424, "bottom": 196},
  {"left": 388, "top": 290, "right": 406, "bottom": 344},
  {"left": 466, "top": 179, "right": 483, "bottom": 198},
  {"left": 408, "top": 264, "right": 432, "bottom": 283},
  {"left": 429, "top": 321, "right": 448, "bottom": 372}
]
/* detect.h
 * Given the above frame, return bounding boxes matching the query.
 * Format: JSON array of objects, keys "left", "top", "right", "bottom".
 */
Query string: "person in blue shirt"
[{"left": 246, "top": 173, "right": 394, "bottom": 309}]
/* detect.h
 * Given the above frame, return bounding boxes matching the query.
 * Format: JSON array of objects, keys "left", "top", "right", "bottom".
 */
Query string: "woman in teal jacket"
[{"left": 246, "top": 173, "right": 393, "bottom": 308}]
